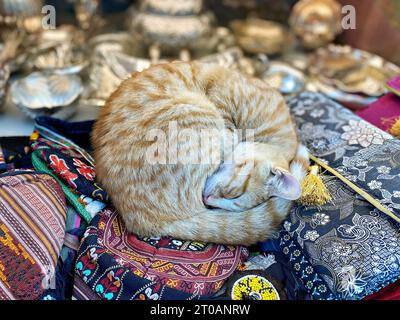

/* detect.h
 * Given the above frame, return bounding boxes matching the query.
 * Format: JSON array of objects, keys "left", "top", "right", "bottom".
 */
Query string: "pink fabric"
[
  {"left": 355, "top": 93, "right": 400, "bottom": 131},
  {"left": 387, "top": 76, "right": 400, "bottom": 96}
]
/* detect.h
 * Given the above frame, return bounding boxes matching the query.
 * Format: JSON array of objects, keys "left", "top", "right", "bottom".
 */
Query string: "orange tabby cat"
[{"left": 92, "top": 61, "right": 309, "bottom": 245}]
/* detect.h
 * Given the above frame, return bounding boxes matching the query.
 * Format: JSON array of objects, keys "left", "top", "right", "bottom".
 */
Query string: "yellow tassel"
[
  {"left": 299, "top": 165, "right": 332, "bottom": 206},
  {"left": 388, "top": 118, "right": 400, "bottom": 138}
]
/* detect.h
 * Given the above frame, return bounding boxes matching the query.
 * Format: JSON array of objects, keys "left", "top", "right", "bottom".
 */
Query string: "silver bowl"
[
  {"left": 24, "top": 26, "right": 89, "bottom": 75},
  {"left": 199, "top": 47, "right": 255, "bottom": 75},
  {"left": 132, "top": 12, "right": 213, "bottom": 49},
  {"left": 88, "top": 32, "right": 146, "bottom": 57},
  {"left": 309, "top": 45, "right": 400, "bottom": 97},
  {"left": 261, "top": 62, "right": 306, "bottom": 95},
  {"left": 81, "top": 38, "right": 153, "bottom": 106},
  {"left": 10, "top": 71, "right": 83, "bottom": 119},
  {"left": 140, "top": 0, "right": 203, "bottom": 16}
]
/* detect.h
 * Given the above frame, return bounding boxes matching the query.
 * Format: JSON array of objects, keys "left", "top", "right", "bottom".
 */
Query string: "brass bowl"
[
  {"left": 289, "top": 0, "right": 342, "bottom": 49},
  {"left": 230, "top": 18, "right": 292, "bottom": 55}
]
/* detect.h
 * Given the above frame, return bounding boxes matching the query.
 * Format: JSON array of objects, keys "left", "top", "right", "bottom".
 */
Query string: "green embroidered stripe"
[{"left": 31, "top": 152, "right": 93, "bottom": 224}]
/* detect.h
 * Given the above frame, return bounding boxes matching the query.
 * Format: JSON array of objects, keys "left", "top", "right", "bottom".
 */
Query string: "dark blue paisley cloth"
[{"left": 276, "top": 92, "right": 400, "bottom": 300}]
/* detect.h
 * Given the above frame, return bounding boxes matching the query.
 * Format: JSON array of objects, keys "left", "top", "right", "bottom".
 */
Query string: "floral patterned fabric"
[
  {"left": 279, "top": 92, "right": 400, "bottom": 300},
  {"left": 290, "top": 92, "right": 400, "bottom": 222},
  {"left": 31, "top": 125, "right": 109, "bottom": 203},
  {"left": 30, "top": 119, "right": 108, "bottom": 223}
]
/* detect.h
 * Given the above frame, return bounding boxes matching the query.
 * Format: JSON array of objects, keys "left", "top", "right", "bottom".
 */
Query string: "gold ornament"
[
  {"left": 289, "top": 0, "right": 342, "bottom": 49},
  {"left": 230, "top": 18, "right": 292, "bottom": 55}
]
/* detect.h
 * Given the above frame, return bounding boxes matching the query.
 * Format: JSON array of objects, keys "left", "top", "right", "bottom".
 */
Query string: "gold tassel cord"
[
  {"left": 388, "top": 118, "right": 400, "bottom": 138},
  {"left": 308, "top": 154, "right": 400, "bottom": 223},
  {"left": 299, "top": 165, "right": 332, "bottom": 206}
]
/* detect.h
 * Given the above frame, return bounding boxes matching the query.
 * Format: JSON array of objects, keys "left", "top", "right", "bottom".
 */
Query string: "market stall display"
[{"left": 0, "top": 0, "right": 399, "bottom": 301}]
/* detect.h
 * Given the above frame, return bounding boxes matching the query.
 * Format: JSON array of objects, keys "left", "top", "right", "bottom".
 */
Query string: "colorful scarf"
[{"left": 30, "top": 118, "right": 108, "bottom": 223}]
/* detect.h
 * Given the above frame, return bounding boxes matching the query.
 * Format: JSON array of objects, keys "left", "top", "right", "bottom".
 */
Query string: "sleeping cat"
[{"left": 92, "top": 61, "right": 309, "bottom": 245}]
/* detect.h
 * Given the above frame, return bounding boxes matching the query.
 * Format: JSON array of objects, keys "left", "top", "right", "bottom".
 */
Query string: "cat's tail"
[
  {"left": 287, "top": 143, "right": 310, "bottom": 183},
  {"left": 161, "top": 145, "right": 310, "bottom": 246},
  {"left": 161, "top": 202, "right": 277, "bottom": 245}
]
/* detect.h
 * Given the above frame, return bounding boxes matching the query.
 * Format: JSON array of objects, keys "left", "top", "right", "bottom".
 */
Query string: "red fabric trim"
[{"left": 364, "top": 279, "right": 400, "bottom": 300}]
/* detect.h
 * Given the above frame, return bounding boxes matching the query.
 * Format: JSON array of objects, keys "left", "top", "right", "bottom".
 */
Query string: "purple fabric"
[
  {"left": 387, "top": 76, "right": 400, "bottom": 96},
  {"left": 356, "top": 93, "right": 400, "bottom": 132}
]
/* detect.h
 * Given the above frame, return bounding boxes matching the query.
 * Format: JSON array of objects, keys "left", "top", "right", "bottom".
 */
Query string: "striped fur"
[{"left": 92, "top": 61, "right": 309, "bottom": 245}]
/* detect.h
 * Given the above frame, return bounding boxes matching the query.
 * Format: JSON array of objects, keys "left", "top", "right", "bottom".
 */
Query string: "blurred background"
[
  {"left": 44, "top": 0, "right": 399, "bottom": 65},
  {"left": 0, "top": 0, "right": 399, "bottom": 135}
]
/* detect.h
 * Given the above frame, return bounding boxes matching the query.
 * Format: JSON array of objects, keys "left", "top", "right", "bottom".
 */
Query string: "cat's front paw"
[
  {"left": 203, "top": 156, "right": 262, "bottom": 212},
  {"left": 203, "top": 155, "right": 255, "bottom": 211}
]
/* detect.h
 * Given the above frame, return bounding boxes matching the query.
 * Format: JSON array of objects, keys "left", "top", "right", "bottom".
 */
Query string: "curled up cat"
[{"left": 92, "top": 61, "right": 309, "bottom": 245}]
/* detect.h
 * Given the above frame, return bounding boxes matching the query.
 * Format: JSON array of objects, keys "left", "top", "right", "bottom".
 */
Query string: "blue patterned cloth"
[
  {"left": 40, "top": 207, "right": 87, "bottom": 300},
  {"left": 257, "top": 239, "right": 314, "bottom": 300},
  {"left": 279, "top": 231, "right": 334, "bottom": 300},
  {"left": 277, "top": 92, "right": 400, "bottom": 300}
]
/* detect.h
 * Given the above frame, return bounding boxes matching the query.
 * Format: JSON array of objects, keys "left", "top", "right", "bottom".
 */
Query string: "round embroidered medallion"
[{"left": 228, "top": 271, "right": 286, "bottom": 300}]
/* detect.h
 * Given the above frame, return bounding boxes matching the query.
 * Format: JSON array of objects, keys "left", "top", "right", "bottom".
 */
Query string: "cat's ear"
[{"left": 270, "top": 167, "right": 301, "bottom": 200}]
